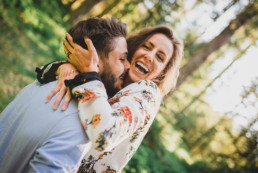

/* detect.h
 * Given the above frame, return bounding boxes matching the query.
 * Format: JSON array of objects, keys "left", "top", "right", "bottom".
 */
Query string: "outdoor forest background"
[{"left": 0, "top": 0, "right": 257, "bottom": 172}]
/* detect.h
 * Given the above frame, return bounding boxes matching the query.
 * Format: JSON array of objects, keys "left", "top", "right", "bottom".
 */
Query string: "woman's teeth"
[{"left": 136, "top": 62, "right": 149, "bottom": 74}]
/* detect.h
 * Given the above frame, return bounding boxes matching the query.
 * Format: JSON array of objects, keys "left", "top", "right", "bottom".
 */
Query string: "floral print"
[
  {"left": 79, "top": 90, "right": 96, "bottom": 103},
  {"left": 91, "top": 114, "right": 101, "bottom": 128},
  {"left": 94, "top": 125, "right": 116, "bottom": 151},
  {"left": 108, "top": 91, "right": 129, "bottom": 104},
  {"left": 120, "top": 106, "right": 133, "bottom": 123},
  {"left": 72, "top": 80, "right": 161, "bottom": 172},
  {"left": 101, "top": 167, "right": 117, "bottom": 173}
]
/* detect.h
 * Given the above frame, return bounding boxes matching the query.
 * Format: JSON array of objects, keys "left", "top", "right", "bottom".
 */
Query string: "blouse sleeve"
[
  {"left": 72, "top": 80, "right": 161, "bottom": 152},
  {"left": 35, "top": 60, "right": 67, "bottom": 84}
]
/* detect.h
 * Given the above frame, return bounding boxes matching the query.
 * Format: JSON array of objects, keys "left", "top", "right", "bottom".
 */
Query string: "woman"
[{"left": 39, "top": 26, "right": 183, "bottom": 172}]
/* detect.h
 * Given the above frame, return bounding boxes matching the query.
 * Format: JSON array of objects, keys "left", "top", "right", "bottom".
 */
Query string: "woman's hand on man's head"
[{"left": 63, "top": 33, "right": 99, "bottom": 73}]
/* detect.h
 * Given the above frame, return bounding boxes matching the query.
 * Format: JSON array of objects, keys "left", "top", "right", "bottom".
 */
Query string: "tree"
[
  {"left": 175, "top": 1, "right": 258, "bottom": 89},
  {"left": 68, "top": 0, "right": 103, "bottom": 25}
]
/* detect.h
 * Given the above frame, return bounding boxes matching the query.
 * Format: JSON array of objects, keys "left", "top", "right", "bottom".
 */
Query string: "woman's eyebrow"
[
  {"left": 158, "top": 51, "right": 166, "bottom": 57},
  {"left": 146, "top": 41, "right": 154, "bottom": 47}
]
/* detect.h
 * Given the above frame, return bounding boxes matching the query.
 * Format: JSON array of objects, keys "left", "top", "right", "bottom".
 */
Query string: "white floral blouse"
[{"left": 72, "top": 80, "right": 161, "bottom": 173}]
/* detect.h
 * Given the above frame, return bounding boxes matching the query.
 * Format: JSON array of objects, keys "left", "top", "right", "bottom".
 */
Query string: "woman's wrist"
[
  {"left": 57, "top": 63, "right": 78, "bottom": 77},
  {"left": 65, "top": 72, "right": 101, "bottom": 90}
]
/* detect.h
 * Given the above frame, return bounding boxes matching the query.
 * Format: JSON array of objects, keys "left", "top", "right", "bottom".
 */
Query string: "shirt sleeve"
[
  {"left": 35, "top": 60, "right": 67, "bottom": 84},
  {"left": 72, "top": 80, "right": 161, "bottom": 152}
]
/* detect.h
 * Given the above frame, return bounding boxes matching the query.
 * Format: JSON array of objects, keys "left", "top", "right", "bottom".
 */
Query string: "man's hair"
[
  {"left": 127, "top": 26, "right": 183, "bottom": 96},
  {"left": 68, "top": 17, "right": 127, "bottom": 59}
]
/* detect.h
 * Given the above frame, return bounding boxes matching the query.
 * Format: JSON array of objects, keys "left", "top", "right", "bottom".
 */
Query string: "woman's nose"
[{"left": 144, "top": 52, "right": 154, "bottom": 63}]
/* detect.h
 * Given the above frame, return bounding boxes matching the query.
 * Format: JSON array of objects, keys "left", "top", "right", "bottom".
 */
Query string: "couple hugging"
[{"left": 0, "top": 17, "right": 183, "bottom": 173}]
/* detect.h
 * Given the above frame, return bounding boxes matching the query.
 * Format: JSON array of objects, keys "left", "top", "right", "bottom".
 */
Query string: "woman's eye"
[
  {"left": 157, "top": 55, "right": 164, "bottom": 61},
  {"left": 143, "top": 44, "right": 150, "bottom": 50}
]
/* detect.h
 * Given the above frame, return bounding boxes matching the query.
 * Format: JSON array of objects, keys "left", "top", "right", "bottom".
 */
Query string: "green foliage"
[
  {"left": 1, "top": 0, "right": 70, "bottom": 58},
  {"left": 124, "top": 120, "right": 189, "bottom": 173},
  {"left": 0, "top": 0, "right": 70, "bottom": 111},
  {"left": 128, "top": 144, "right": 188, "bottom": 173}
]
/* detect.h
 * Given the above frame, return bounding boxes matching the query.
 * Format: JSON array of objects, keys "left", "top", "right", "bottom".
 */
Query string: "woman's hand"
[
  {"left": 63, "top": 33, "right": 99, "bottom": 73},
  {"left": 46, "top": 63, "right": 79, "bottom": 111}
]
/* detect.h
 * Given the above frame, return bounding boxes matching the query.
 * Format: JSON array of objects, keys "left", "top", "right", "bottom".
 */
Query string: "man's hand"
[
  {"left": 46, "top": 63, "right": 79, "bottom": 111},
  {"left": 63, "top": 33, "right": 99, "bottom": 73}
]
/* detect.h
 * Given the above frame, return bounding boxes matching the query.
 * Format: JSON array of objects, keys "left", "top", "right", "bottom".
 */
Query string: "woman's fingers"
[
  {"left": 45, "top": 84, "right": 61, "bottom": 103},
  {"left": 63, "top": 39, "right": 73, "bottom": 54},
  {"left": 60, "top": 73, "right": 78, "bottom": 111},
  {"left": 61, "top": 89, "right": 72, "bottom": 111},
  {"left": 84, "top": 38, "right": 99, "bottom": 68},
  {"left": 84, "top": 38, "right": 95, "bottom": 52},
  {"left": 63, "top": 42, "right": 69, "bottom": 54},
  {"left": 66, "top": 33, "right": 75, "bottom": 48},
  {"left": 52, "top": 86, "right": 67, "bottom": 110},
  {"left": 66, "top": 52, "right": 77, "bottom": 66},
  {"left": 84, "top": 38, "right": 98, "bottom": 59}
]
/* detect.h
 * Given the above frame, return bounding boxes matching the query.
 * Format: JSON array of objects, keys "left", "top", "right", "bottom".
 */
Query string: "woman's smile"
[{"left": 135, "top": 61, "right": 150, "bottom": 74}]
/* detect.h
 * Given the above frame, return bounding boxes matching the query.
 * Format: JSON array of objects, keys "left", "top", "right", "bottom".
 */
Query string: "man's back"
[{"left": 0, "top": 81, "right": 90, "bottom": 173}]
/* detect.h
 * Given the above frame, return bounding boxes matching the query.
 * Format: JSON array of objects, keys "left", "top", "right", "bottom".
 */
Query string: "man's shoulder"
[{"left": 18, "top": 80, "right": 78, "bottom": 115}]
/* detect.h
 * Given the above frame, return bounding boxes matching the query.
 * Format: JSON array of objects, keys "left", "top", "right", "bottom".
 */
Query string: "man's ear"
[{"left": 98, "top": 60, "right": 104, "bottom": 75}]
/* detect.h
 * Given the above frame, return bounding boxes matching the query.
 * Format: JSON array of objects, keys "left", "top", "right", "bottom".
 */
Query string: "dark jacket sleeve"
[
  {"left": 65, "top": 72, "right": 102, "bottom": 91},
  {"left": 35, "top": 60, "right": 67, "bottom": 84}
]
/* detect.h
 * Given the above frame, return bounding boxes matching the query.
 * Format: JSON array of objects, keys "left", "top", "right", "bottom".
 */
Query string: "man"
[{"left": 0, "top": 17, "right": 129, "bottom": 172}]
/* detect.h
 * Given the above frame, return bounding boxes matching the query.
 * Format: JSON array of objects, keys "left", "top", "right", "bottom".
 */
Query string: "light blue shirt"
[{"left": 0, "top": 81, "right": 90, "bottom": 173}]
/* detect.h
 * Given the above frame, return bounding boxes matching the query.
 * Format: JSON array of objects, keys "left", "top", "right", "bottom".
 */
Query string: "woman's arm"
[
  {"left": 71, "top": 79, "right": 161, "bottom": 152},
  {"left": 35, "top": 58, "right": 79, "bottom": 109},
  {"left": 46, "top": 63, "right": 79, "bottom": 110},
  {"left": 36, "top": 61, "right": 78, "bottom": 110},
  {"left": 35, "top": 33, "right": 98, "bottom": 110}
]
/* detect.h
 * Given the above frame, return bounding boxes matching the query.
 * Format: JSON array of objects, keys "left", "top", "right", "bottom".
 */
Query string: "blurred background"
[{"left": 0, "top": 0, "right": 257, "bottom": 172}]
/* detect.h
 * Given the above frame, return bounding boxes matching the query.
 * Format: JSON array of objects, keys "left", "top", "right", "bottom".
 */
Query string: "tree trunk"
[
  {"left": 96, "top": 0, "right": 121, "bottom": 18},
  {"left": 212, "top": 0, "right": 239, "bottom": 21},
  {"left": 176, "top": 2, "right": 258, "bottom": 89},
  {"left": 68, "top": 0, "right": 102, "bottom": 25},
  {"left": 175, "top": 43, "right": 251, "bottom": 116}
]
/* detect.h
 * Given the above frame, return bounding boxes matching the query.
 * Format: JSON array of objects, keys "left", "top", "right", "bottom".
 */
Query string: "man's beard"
[{"left": 101, "top": 69, "right": 120, "bottom": 98}]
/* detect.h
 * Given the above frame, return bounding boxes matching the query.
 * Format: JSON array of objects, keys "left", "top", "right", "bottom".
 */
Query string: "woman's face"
[{"left": 128, "top": 33, "right": 173, "bottom": 82}]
